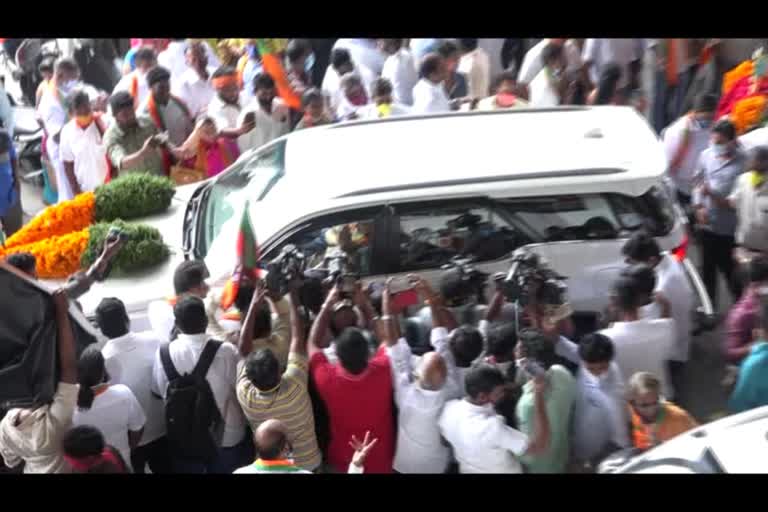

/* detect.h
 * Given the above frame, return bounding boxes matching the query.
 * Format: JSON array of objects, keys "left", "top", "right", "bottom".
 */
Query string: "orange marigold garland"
[
  {"left": 3, "top": 228, "right": 91, "bottom": 279},
  {"left": 722, "top": 60, "right": 754, "bottom": 97},
  {"left": 4, "top": 192, "right": 95, "bottom": 249},
  {"left": 731, "top": 95, "right": 768, "bottom": 135}
]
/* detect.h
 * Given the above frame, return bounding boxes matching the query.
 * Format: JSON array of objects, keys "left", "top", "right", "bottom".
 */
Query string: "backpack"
[{"left": 159, "top": 340, "right": 223, "bottom": 463}]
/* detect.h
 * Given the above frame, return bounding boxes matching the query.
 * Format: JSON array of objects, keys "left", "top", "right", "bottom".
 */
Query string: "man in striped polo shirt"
[{"left": 235, "top": 284, "right": 322, "bottom": 471}]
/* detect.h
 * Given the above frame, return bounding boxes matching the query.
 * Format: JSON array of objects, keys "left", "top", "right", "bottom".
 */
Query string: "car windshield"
[
  {"left": 496, "top": 187, "right": 674, "bottom": 242},
  {"left": 198, "top": 141, "right": 286, "bottom": 257}
]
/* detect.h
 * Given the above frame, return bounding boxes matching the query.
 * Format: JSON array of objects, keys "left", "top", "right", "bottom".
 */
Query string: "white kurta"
[
  {"left": 322, "top": 65, "right": 376, "bottom": 115},
  {"left": 58, "top": 119, "right": 109, "bottom": 193},
  {"left": 237, "top": 98, "right": 291, "bottom": 154},
  {"left": 411, "top": 79, "right": 451, "bottom": 114},
  {"left": 38, "top": 87, "right": 71, "bottom": 202},
  {"left": 382, "top": 49, "right": 418, "bottom": 105},
  {"left": 529, "top": 69, "right": 560, "bottom": 107},
  {"left": 173, "top": 67, "right": 217, "bottom": 121},
  {"left": 112, "top": 71, "right": 150, "bottom": 108}
]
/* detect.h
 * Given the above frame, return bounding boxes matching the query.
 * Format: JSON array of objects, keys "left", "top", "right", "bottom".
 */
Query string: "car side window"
[
  {"left": 394, "top": 201, "right": 524, "bottom": 273},
  {"left": 264, "top": 208, "right": 384, "bottom": 277}
]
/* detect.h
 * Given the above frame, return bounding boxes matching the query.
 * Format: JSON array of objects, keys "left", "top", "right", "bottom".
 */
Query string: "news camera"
[
  {"left": 501, "top": 248, "right": 568, "bottom": 310},
  {"left": 264, "top": 244, "right": 307, "bottom": 297}
]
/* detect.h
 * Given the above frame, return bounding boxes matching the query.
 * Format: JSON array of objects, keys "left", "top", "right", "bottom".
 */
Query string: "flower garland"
[
  {"left": 717, "top": 57, "right": 768, "bottom": 135},
  {"left": 4, "top": 192, "right": 95, "bottom": 248},
  {"left": 1, "top": 175, "right": 175, "bottom": 279},
  {"left": 1, "top": 229, "right": 90, "bottom": 278}
]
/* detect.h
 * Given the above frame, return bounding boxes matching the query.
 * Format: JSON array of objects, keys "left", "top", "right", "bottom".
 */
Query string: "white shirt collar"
[
  {"left": 463, "top": 399, "right": 495, "bottom": 416},
  {"left": 176, "top": 333, "right": 209, "bottom": 344}
]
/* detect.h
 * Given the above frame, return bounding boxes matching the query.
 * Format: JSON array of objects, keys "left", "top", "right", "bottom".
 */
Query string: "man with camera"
[
  {"left": 235, "top": 280, "right": 323, "bottom": 472},
  {"left": 410, "top": 274, "right": 484, "bottom": 401},
  {"left": 308, "top": 282, "right": 396, "bottom": 473}
]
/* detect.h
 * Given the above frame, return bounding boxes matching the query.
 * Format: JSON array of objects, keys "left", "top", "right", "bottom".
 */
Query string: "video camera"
[
  {"left": 323, "top": 250, "right": 359, "bottom": 298},
  {"left": 264, "top": 244, "right": 307, "bottom": 297},
  {"left": 441, "top": 257, "right": 489, "bottom": 306},
  {"left": 501, "top": 248, "right": 568, "bottom": 310}
]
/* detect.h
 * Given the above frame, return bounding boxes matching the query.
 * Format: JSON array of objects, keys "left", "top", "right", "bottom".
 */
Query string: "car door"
[
  {"left": 259, "top": 204, "right": 398, "bottom": 280},
  {"left": 380, "top": 196, "right": 528, "bottom": 294}
]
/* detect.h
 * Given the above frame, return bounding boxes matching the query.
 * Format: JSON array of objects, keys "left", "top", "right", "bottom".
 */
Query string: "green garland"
[
  {"left": 81, "top": 220, "right": 170, "bottom": 275},
  {"left": 94, "top": 174, "right": 176, "bottom": 222}
]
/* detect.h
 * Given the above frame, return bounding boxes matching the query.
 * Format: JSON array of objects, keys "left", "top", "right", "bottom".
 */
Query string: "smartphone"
[
  {"left": 340, "top": 275, "right": 356, "bottom": 295},
  {"left": 392, "top": 288, "right": 419, "bottom": 312}
]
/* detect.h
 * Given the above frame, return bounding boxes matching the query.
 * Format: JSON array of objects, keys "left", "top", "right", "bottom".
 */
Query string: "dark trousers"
[
  {"left": 131, "top": 436, "right": 172, "bottom": 474},
  {"left": 172, "top": 434, "right": 254, "bottom": 474},
  {"left": 700, "top": 230, "right": 742, "bottom": 307}
]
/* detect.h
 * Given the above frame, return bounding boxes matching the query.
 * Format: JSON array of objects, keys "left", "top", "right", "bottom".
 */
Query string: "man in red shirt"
[{"left": 308, "top": 284, "right": 395, "bottom": 473}]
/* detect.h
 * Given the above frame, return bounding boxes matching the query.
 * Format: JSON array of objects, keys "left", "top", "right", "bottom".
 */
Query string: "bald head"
[
  {"left": 419, "top": 352, "right": 447, "bottom": 391},
  {"left": 254, "top": 419, "right": 289, "bottom": 460}
]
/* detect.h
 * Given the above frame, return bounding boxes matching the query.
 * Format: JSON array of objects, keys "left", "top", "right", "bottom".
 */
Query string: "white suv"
[{"left": 60, "top": 106, "right": 713, "bottom": 332}]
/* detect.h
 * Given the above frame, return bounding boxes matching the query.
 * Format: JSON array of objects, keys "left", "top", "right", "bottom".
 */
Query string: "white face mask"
[{"left": 59, "top": 79, "right": 79, "bottom": 94}]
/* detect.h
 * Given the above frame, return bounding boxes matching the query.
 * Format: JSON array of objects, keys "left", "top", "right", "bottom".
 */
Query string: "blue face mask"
[
  {"left": 304, "top": 52, "right": 315, "bottom": 73},
  {"left": 696, "top": 118, "right": 712, "bottom": 130}
]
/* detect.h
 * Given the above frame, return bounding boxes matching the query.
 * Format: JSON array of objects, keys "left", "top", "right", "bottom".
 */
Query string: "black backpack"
[{"left": 159, "top": 340, "right": 223, "bottom": 463}]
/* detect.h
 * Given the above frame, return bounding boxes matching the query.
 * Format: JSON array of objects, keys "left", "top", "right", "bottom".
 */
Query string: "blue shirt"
[
  {"left": 729, "top": 342, "right": 768, "bottom": 413},
  {"left": 692, "top": 146, "right": 747, "bottom": 236},
  {"left": 0, "top": 142, "right": 18, "bottom": 217}
]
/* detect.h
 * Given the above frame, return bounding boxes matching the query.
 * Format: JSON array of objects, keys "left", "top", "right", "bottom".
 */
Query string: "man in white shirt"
[
  {"left": 332, "top": 38, "right": 386, "bottom": 77},
  {"left": 112, "top": 46, "right": 156, "bottom": 110},
  {"left": 600, "top": 275, "right": 676, "bottom": 400},
  {"left": 458, "top": 39, "right": 491, "bottom": 99},
  {"left": 568, "top": 333, "right": 630, "bottom": 467},
  {"left": 206, "top": 66, "right": 256, "bottom": 152},
  {"left": 409, "top": 274, "right": 484, "bottom": 401},
  {"left": 173, "top": 42, "right": 216, "bottom": 121},
  {"left": 38, "top": 58, "right": 97, "bottom": 203},
  {"left": 529, "top": 43, "right": 569, "bottom": 107},
  {"left": 356, "top": 78, "right": 411, "bottom": 120},
  {"left": 379, "top": 39, "right": 418, "bottom": 106},
  {"left": 152, "top": 296, "right": 249, "bottom": 474},
  {"left": 59, "top": 90, "right": 109, "bottom": 196},
  {"left": 335, "top": 73, "right": 371, "bottom": 120},
  {"left": 729, "top": 146, "right": 768, "bottom": 253},
  {"left": 148, "top": 260, "right": 210, "bottom": 342},
  {"left": 518, "top": 38, "right": 583, "bottom": 93},
  {"left": 322, "top": 48, "right": 376, "bottom": 115},
  {"left": 476, "top": 71, "right": 530, "bottom": 111},
  {"left": 582, "top": 38, "right": 642, "bottom": 91},
  {"left": 439, "top": 364, "right": 550, "bottom": 473},
  {"left": 412, "top": 53, "right": 451, "bottom": 114},
  {"left": 622, "top": 232, "right": 694, "bottom": 366},
  {"left": 96, "top": 297, "right": 170, "bottom": 474},
  {"left": 158, "top": 39, "right": 220, "bottom": 88},
  {"left": 238, "top": 73, "right": 291, "bottom": 154},
  {"left": 388, "top": 344, "right": 449, "bottom": 473},
  {"left": 662, "top": 93, "right": 717, "bottom": 210}
]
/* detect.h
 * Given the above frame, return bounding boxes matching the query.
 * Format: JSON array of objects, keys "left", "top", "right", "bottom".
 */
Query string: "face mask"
[
  {"left": 713, "top": 143, "right": 729, "bottom": 156},
  {"left": 695, "top": 118, "right": 712, "bottom": 130},
  {"left": 59, "top": 79, "right": 79, "bottom": 93},
  {"left": 75, "top": 114, "right": 93, "bottom": 127},
  {"left": 304, "top": 52, "right": 315, "bottom": 73}
]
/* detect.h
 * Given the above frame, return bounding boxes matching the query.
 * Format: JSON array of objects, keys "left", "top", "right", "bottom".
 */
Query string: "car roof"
[{"left": 278, "top": 106, "right": 665, "bottom": 203}]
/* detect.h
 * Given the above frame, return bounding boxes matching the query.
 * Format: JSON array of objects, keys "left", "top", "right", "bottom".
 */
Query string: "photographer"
[
  {"left": 406, "top": 263, "right": 488, "bottom": 355},
  {"left": 308, "top": 284, "right": 396, "bottom": 473},
  {"left": 514, "top": 328, "right": 577, "bottom": 474},
  {"left": 233, "top": 281, "right": 292, "bottom": 371},
  {"left": 410, "top": 274, "right": 484, "bottom": 401}
]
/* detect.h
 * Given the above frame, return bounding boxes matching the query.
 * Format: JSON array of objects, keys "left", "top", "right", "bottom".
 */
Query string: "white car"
[
  {"left": 51, "top": 106, "right": 713, "bottom": 333},
  {"left": 599, "top": 406, "right": 768, "bottom": 474}
]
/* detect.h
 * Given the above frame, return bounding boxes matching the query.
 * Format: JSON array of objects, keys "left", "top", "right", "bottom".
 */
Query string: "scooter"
[{"left": 1, "top": 39, "right": 60, "bottom": 107}]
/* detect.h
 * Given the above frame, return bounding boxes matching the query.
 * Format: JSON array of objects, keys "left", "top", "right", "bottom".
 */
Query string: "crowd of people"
[
  {"left": 2, "top": 38, "right": 768, "bottom": 474},
  {"left": 1, "top": 37, "right": 765, "bottom": 226}
]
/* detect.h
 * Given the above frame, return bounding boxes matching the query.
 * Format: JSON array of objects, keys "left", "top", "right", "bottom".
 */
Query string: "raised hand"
[{"left": 349, "top": 431, "right": 379, "bottom": 468}]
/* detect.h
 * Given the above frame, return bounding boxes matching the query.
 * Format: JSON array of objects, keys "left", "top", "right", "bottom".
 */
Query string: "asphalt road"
[{"left": 17, "top": 180, "right": 734, "bottom": 423}]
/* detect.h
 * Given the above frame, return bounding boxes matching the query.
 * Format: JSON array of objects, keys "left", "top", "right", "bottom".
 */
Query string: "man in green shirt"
[
  {"left": 104, "top": 91, "right": 179, "bottom": 177},
  {"left": 515, "top": 328, "right": 577, "bottom": 473}
]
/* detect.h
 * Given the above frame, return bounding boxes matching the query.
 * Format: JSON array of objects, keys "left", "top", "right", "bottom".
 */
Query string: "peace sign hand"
[{"left": 349, "top": 431, "right": 379, "bottom": 468}]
